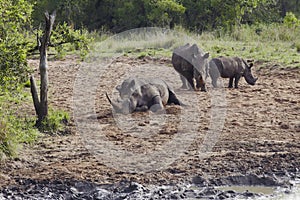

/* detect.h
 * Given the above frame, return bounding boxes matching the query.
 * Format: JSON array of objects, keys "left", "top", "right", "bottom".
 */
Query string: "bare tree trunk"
[
  {"left": 30, "top": 76, "right": 39, "bottom": 115},
  {"left": 30, "top": 12, "right": 56, "bottom": 127},
  {"left": 280, "top": 0, "right": 287, "bottom": 17}
]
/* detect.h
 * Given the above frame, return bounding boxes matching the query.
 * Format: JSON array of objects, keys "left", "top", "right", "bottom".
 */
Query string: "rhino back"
[
  {"left": 214, "top": 57, "right": 242, "bottom": 78},
  {"left": 172, "top": 44, "right": 201, "bottom": 72},
  {"left": 172, "top": 51, "right": 193, "bottom": 72},
  {"left": 140, "top": 84, "right": 168, "bottom": 107},
  {"left": 232, "top": 57, "right": 247, "bottom": 73}
]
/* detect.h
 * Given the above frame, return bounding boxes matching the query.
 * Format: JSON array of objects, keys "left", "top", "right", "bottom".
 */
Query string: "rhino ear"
[
  {"left": 249, "top": 63, "right": 254, "bottom": 68},
  {"left": 116, "top": 85, "right": 121, "bottom": 91},
  {"left": 203, "top": 52, "right": 209, "bottom": 59},
  {"left": 129, "top": 79, "right": 136, "bottom": 88}
]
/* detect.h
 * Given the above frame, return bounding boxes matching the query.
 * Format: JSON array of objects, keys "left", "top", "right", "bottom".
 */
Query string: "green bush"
[
  {"left": 51, "top": 22, "right": 93, "bottom": 59},
  {"left": 0, "top": 90, "right": 40, "bottom": 160},
  {"left": 283, "top": 12, "right": 300, "bottom": 28},
  {"left": 0, "top": 0, "right": 34, "bottom": 90}
]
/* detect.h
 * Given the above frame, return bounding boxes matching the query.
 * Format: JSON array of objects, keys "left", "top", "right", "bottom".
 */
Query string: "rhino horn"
[{"left": 106, "top": 93, "right": 122, "bottom": 111}]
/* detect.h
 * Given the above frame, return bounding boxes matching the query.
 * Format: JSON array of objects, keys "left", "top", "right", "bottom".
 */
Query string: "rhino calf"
[
  {"left": 172, "top": 43, "right": 209, "bottom": 91},
  {"left": 208, "top": 57, "right": 258, "bottom": 88},
  {"left": 107, "top": 77, "right": 185, "bottom": 114}
]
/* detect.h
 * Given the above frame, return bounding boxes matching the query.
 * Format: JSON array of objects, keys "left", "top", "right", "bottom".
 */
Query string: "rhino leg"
[
  {"left": 167, "top": 90, "right": 186, "bottom": 106},
  {"left": 234, "top": 75, "right": 241, "bottom": 88},
  {"left": 208, "top": 60, "right": 221, "bottom": 88},
  {"left": 184, "top": 73, "right": 196, "bottom": 91},
  {"left": 150, "top": 95, "right": 164, "bottom": 112},
  {"left": 212, "top": 78, "right": 218, "bottom": 88},
  {"left": 135, "top": 105, "right": 149, "bottom": 112},
  {"left": 228, "top": 78, "right": 234, "bottom": 88},
  {"left": 180, "top": 75, "right": 190, "bottom": 89}
]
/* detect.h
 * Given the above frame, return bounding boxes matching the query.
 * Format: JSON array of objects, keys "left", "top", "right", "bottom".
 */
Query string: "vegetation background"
[{"left": 0, "top": 0, "right": 299, "bottom": 158}]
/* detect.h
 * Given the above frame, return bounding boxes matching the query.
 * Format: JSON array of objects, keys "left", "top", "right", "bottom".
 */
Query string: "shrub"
[
  {"left": 51, "top": 22, "right": 92, "bottom": 60},
  {"left": 0, "top": 91, "right": 40, "bottom": 160},
  {"left": 0, "top": 0, "right": 34, "bottom": 90},
  {"left": 283, "top": 12, "right": 300, "bottom": 28}
]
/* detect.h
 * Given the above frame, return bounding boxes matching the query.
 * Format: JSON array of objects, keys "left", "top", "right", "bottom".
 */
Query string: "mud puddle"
[
  {"left": 217, "top": 185, "right": 276, "bottom": 195},
  {"left": 217, "top": 179, "right": 300, "bottom": 200},
  {"left": 0, "top": 174, "right": 298, "bottom": 199}
]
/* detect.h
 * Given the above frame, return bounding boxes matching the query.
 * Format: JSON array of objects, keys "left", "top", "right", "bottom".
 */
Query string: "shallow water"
[
  {"left": 217, "top": 185, "right": 277, "bottom": 195},
  {"left": 218, "top": 183, "right": 300, "bottom": 200}
]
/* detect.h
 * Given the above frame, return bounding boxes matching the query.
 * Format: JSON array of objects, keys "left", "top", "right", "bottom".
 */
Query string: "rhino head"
[
  {"left": 192, "top": 52, "right": 210, "bottom": 91},
  {"left": 243, "top": 61, "right": 258, "bottom": 85},
  {"left": 116, "top": 78, "right": 138, "bottom": 99},
  {"left": 192, "top": 52, "right": 210, "bottom": 73},
  {"left": 106, "top": 93, "right": 136, "bottom": 114}
]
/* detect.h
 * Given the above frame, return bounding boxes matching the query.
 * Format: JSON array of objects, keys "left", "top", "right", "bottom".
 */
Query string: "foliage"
[
  {"left": 144, "top": 0, "right": 185, "bottom": 27},
  {"left": 31, "top": 0, "right": 89, "bottom": 28},
  {"left": 181, "top": 0, "right": 272, "bottom": 32},
  {"left": 283, "top": 12, "right": 300, "bottom": 27},
  {"left": 29, "top": 0, "right": 300, "bottom": 33},
  {"left": 32, "top": 0, "right": 186, "bottom": 32},
  {"left": 0, "top": 89, "right": 40, "bottom": 160},
  {"left": 51, "top": 22, "right": 92, "bottom": 59},
  {"left": 100, "top": 0, "right": 185, "bottom": 32},
  {"left": 0, "top": 0, "right": 34, "bottom": 90}
]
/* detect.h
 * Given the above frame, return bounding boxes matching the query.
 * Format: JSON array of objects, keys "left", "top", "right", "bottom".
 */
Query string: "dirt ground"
[{"left": 0, "top": 55, "right": 299, "bottom": 190}]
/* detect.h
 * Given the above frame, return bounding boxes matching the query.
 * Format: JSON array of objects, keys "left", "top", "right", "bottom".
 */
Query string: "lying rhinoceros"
[
  {"left": 208, "top": 56, "right": 258, "bottom": 88},
  {"left": 172, "top": 43, "right": 209, "bottom": 91},
  {"left": 106, "top": 77, "right": 185, "bottom": 114}
]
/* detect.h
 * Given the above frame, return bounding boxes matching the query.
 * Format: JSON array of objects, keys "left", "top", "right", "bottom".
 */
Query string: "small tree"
[{"left": 30, "top": 12, "right": 56, "bottom": 127}]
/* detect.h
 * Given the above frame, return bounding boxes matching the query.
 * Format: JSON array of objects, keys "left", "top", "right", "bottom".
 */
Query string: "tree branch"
[{"left": 30, "top": 75, "right": 40, "bottom": 116}]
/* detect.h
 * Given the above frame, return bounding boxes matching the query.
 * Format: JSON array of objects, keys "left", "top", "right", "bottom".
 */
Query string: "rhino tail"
[{"left": 168, "top": 90, "right": 187, "bottom": 107}]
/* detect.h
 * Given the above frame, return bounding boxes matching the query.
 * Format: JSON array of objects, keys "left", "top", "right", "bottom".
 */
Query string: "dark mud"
[{"left": 0, "top": 173, "right": 297, "bottom": 200}]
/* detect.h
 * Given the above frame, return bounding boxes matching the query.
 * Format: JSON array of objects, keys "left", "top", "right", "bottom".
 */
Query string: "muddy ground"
[{"left": 0, "top": 55, "right": 299, "bottom": 199}]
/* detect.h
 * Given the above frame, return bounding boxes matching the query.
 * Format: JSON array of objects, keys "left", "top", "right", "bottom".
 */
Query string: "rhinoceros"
[
  {"left": 208, "top": 56, "right": 258, "bottom": 88},
  {"left": 172, "top": 43, "right": 209, "bottom": 91},
  {"left": 106, "top": 77, "right": 185, "bottom": 114}
]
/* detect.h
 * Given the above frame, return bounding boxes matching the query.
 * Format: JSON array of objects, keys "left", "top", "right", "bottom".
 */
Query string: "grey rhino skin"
[
  {"left": 106, "top": 77, "right": 184, "bottom": 114},
  {"left": 116, "top": 77, "right": 148, "bottom": 99},
  {"left": 208, "top": 56, "right": 258, "bottom": 88},
  {"left": 172, "top": 43, "right": 209, "bottom": 91}
]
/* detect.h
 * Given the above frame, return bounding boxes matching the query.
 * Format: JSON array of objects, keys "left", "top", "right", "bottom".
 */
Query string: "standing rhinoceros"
[
  {"left": 208, "top": 56, "right": 258, "bottom": 88},
  {"left": 172, "top": 43, "right": 209, "bottom": 91},
  {"left": 106, "top": 77, "right": 185, "bottom": 114}
]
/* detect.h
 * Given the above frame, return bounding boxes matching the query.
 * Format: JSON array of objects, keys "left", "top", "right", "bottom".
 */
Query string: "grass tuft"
[{"left": 38, "top": 108, "right": 70, "bottom": 135}]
